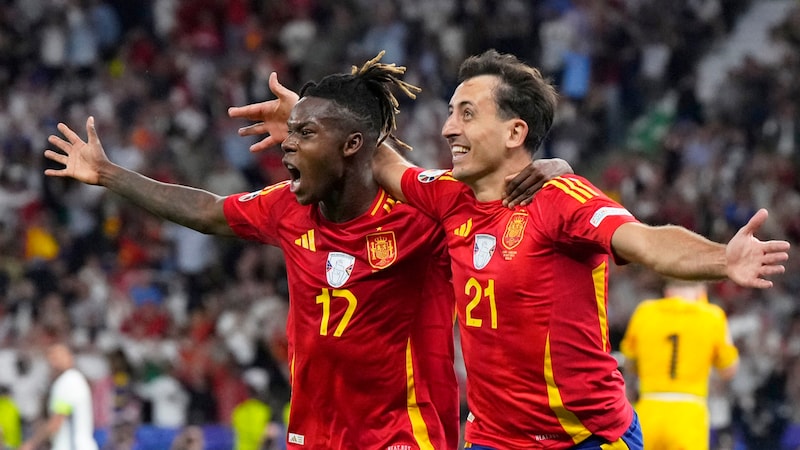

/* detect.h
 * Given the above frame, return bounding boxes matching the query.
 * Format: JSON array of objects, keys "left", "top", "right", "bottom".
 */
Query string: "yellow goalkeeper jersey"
[{"left": 620, "top": 296, "right": 738, "bottom": 398}]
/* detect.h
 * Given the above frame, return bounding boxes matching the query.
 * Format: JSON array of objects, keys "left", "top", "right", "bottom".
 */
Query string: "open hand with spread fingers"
[
  {"left": 228, "top": 72, "right": 299, "bottom": 153},
  {"left": 45, "top": 116, "right": 111, "bottom": 186},
  {"left": 725, "top": 208, "right": 791, "bottom": 288}
]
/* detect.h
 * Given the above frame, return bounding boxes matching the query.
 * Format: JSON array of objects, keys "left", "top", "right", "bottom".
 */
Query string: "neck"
[
  {"left": 319, "top": 166, "right": 380, "bottom": 223},
  {"left": 469, "top": 152, "right": 533, "bottom": 202}
]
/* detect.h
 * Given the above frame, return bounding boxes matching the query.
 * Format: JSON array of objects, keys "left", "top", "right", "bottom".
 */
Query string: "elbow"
[{"left": 718, "top": 361, "right": 739, "bottom": 381}]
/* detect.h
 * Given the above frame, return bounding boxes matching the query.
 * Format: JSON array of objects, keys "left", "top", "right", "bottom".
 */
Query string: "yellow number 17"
[
  {"left": 316, "top": 289, "right": 357, "bottom": 337},
  {"left": 464, "top": 278, "right": 497, "bottom": 329}
]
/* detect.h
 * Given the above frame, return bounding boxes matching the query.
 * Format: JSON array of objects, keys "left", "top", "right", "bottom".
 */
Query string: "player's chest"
[
  {"left": 280, "top": 220, "right": 425, "bottom": 288},
  {"left": 444, "top": 208, "right": 543, "bottom": 272}
]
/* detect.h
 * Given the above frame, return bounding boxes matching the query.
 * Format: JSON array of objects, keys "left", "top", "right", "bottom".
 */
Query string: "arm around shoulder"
[{"left": 372, "top": 141, "right": 417, "bottom": 202}]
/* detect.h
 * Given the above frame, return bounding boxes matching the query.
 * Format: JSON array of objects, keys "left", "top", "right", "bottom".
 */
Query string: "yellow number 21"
[
  {"left": 316, "top": 289, "right": 357, "bottom": 337},
  {"left": 464, "top": 278, "right": 497, "bottom": 329}
]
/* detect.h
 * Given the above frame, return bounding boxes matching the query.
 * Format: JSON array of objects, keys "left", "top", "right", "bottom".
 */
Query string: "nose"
[
  {"left": 441, "top": 116, "right": 459, "bottom": 142},
  {"left": 281, "top": 134, "right": 297, "bottom": 152}
]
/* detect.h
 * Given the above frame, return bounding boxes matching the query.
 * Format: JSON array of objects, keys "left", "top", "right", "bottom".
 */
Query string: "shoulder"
[
  {"left": 700, "top": 302, "right": 728, "bottom": 319},
  {"left": 405, "top": 168, "right": 466, "bottom": 191},
  {"left": 631, "top": 299, "right": 661, "bottom": 316},
  {"left": 232, "top": 181, "right": 293, "bottom": 204},
  {"left": 541, "top": 175, "right": 607, "bottom": 203}
]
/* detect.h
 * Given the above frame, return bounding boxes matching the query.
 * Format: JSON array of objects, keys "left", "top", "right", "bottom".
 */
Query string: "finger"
[
  {"left": 57, "top": 122, "right": 83, "bottom": 144},
  {"left": 86, "top": 116, "right": 99, "bottom": 143},
  {"left": 741, "top": 208, "right": 768, "bottom": 235},
  {"left": 502, "top": 177, "right": 529, "bottom": 200},
  {"left": 270, "top": 72, "right": 298, "bottom": 101},
  {"left": 237, "top": 122, "right": 268, "bottom": 137},
  {"left": 43, "top": 167, "right": 68, "bottom": 177},
  {"left": 47, "top": 134, "right": 71, "bottom": 153},
  {"left": 504, "top": 188, "right": 533, "bottom": 209},
  {"left": 762, "top": 240, "right": 791, "bottom": 253},
  {"left": 44, "top": 149, "right": 68, "bottom": 165},
  {"left": 228, "top": 104, "right": 266, "bottom": 121},
  {"left": 251, "top": 136, "right": 281, "bottom": 153},
  {"left": 760, "top": 251, "right": 789, "bottom": 265},
  {"left": 269, "top": 72, "right": 285, "bottom": 96},
  {"left": 750, "top": 278, "right": 773, "bottom": 289},
  {"left": 759, "top": 265, "right": 786, "bottom": 276}
]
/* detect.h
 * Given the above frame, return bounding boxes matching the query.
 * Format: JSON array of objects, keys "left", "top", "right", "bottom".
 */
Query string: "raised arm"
[
  {"left": 46, "top": 117, "right": 234, "bottom": 236},
  {"left": 611, "top": 209, "right": 790, "bottom": 288},
  {"left": 228, "top": 72, "right": 298, "bottom": 152},
  {"left": 228, "top": 72, "right": 571, "bottom": 206},
  {"left": 372, "top": 142, "right": 417, "bottom": 202}
]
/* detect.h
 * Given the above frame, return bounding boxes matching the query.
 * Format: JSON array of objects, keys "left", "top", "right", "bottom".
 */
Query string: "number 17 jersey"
[{"left": 223, "top": 182, "right": 458, "bottom": 450}]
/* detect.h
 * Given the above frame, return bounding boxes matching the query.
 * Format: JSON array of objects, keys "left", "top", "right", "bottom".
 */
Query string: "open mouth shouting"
[{"left": 285, "top": 163, "right": 301, "bottom": 193}]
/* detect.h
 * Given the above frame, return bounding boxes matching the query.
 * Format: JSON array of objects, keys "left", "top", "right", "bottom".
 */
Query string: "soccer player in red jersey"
[
  {"left": 232, "top": 50, "right": 791, "bottom": 449},
  {"left": 43, "top": 56, "right": 474, "bottom": 450}
]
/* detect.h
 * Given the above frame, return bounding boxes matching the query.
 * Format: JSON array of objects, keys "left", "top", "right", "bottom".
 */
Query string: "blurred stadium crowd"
[{"left": 0, "top": 0, "right": 798, "bottom": 448}]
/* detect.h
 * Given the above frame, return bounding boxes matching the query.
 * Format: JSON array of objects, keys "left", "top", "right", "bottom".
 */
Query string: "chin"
[
  {"left": 293, "top": 193, "right": 314, "bottom": 205},
  {"left": 451, "top": 167, "right": 470, "bottom": 182}
]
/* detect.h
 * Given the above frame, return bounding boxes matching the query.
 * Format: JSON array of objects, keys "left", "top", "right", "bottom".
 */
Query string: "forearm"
[
  {"left": 372, "top": 143, "right": 415, "bottom": 202},
  {"left": 25, "top": 415, "right": 63, "bottom": 447},
  {"left": 99, "top": 163, "right": 234, "bottom": 236},
  {"left": 614, "top": 224, "right": 727, "bottom": 280}
]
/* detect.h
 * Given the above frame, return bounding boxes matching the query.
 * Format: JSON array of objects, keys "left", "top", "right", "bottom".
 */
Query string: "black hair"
[
  {"left": 299, "top": 51, "right": 420, "bottom": 150},
  {"left": 458, "top": 49, "right": 558, "bottom": 156}
]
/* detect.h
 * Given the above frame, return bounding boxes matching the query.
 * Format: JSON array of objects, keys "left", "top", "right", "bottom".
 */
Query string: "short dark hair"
[
  {"left": 458, "top": 49, "right": 558, "bottom": 156},
  {"left": 299, "top": 52, "right": 420, "bottom": 150}
]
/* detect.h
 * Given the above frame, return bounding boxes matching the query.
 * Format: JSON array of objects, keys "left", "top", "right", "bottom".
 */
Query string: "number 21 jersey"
[{"left": 402, "top": 169, "right": 639, "bottom": 449}]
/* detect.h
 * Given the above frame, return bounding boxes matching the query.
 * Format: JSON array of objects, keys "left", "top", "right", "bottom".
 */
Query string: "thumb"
[
  {"left": 741, "top": 208, "right": 768, "bottom": 236},
  {"left": 87, "top": 116, "right": 98, "bottom": 142},
  {"left": 269, "top": 72, "right": 289, "bottom": 97}
]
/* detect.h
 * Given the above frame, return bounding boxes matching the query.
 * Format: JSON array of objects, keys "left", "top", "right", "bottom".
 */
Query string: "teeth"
[{"left": 452, "top": 145, "right": 469, "bottom": 154}]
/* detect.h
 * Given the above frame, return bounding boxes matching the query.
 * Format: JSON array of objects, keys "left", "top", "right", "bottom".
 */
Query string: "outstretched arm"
[
  {"left": 46, "top": 117, "right": 234, "bottom": 236},
  {"left": 228, "top": 72, "right": 298, "bottom": 152},
  {"left": 611, "top": 209, "right": 790, "bottom": 288}
]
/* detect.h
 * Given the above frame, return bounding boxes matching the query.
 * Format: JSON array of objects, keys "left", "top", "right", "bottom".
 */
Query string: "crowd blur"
[{"left": 0, "top": 0, "right": 798, "bottom": 448}]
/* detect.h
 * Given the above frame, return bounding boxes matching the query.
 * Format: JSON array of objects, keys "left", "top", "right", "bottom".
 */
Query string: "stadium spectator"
[{"left": 20, "top": 343, "right": 98, "bottom": 450}]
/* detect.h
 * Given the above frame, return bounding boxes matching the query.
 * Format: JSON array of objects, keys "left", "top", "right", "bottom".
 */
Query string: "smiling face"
[
  {"left": 442, "top": 75, "right": 518, "bottom": 187},
  {"left": 282, "top": 97, "right": 354, "bottom": 205}
]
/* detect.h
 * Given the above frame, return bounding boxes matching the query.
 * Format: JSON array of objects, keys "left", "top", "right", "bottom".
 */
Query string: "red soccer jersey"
[
  {"left": 223, "top": 182, "right": 458, "bottom": 450},
  {"left": 402, "top": 169, "right": 639, "bottom": 449}
]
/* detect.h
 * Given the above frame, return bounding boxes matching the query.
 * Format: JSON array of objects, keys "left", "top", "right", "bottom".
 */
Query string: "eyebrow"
[{"left": 448, "top": 100, "right": 474, "bottom": 111}]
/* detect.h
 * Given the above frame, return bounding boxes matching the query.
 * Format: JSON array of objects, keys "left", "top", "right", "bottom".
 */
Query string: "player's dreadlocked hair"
[{"left": 299, "top": 51, "right": 421, "bottom": 150}]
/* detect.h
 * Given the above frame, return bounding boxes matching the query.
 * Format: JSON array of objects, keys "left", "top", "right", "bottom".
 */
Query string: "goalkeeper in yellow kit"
[{"left": 620, "top": 279, "right": 739, "bottom": 450}]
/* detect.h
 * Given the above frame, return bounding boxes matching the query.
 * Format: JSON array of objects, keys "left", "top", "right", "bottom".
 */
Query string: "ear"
[
  {"left": 506, "top": 119, "right": 528, "bottom": 149},
  {"left": 343, "top": 132, "right": 363, "bottom": 157}
]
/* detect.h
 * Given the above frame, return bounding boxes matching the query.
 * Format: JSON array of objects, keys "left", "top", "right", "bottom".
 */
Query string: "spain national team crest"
[
  {"left": 473, "top": 234, "right": 496, "bottom": 270},
  {"left": 366, "top": 231, "right": 397, "bottom": 270},
  {"left": 502, "top": 211, "right": 529, "bottom": 249},
  {"left": 326, "top": 252, "right": 355, "bottom": 288}
]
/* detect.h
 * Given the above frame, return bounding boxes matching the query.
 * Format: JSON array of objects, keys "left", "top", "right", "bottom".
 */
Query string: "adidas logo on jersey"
[
  {"left": 295, "top": 230, "right": 316, "bottom": 251},
  {"left": 454, "top": 218, "right": 473, "bottom": 237}
]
